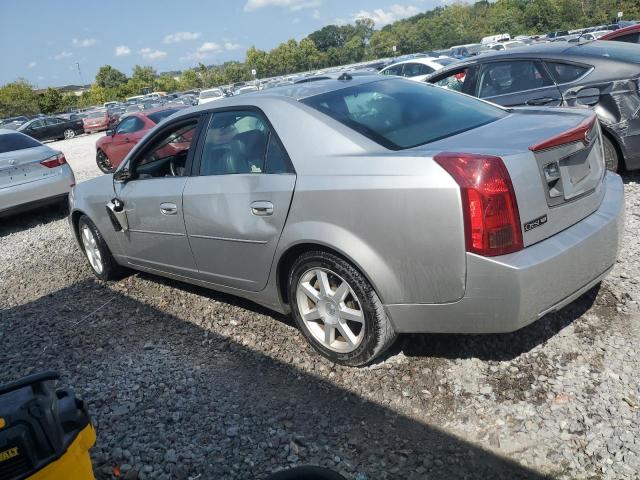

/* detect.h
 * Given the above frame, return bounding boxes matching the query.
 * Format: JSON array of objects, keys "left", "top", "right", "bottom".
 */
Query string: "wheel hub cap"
[
  {"left": 81, "top": 225, "right": 103, "bottom": 275},
  {"left": 295, "top": 268, "right": 365, "bottom": 353}
]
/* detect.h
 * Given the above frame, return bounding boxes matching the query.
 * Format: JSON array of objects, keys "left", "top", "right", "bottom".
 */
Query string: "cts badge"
[{"left": 524, "top": 214, "right": 548, "bottom": 232}]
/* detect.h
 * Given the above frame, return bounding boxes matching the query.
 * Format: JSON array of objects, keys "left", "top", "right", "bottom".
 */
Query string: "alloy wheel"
[
  {"left": 64, "top": 128, "right": 75, "bottom": 139},
  {"left": 295, "top": 268, "right": 365, "bottom": 353},
  {"left": 81, "top": 224, "right": 103, "bottom": 275}
]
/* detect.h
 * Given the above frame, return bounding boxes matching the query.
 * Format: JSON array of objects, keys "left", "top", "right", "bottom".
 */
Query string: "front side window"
[
  {"left": 478, "top": 61, "right": 552, "bottom": 97},
  {"left": 134, "top": 120, "right": 198, "bottom": 178},
  {"left": 402, "top": 62, "right": 433, "bottom": 77},
  {"left": 544, "top": 61, "right": 590, "bottom": 83},
  {"left": 302, "top": 79, "right": 506, "bottom": 150},
  {"left": 432, "top": 67, "right": 472, "bottom": 93},
  {"left": 30, "top": 120, "right": 45, "bottom": 129},
  {"left": 199, "top": 111, "right": 290, "bottom": 175},
  {"left": 381, "top": 65, "right": 403, "bottom": 76}
]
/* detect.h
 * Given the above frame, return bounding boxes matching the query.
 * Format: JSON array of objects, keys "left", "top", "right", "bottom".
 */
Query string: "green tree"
[
  {"left": 37, "top": 87, "right": 63, "bottom": 114},
  {"left": 95, "top": 65, "right": 128, "bottom": 89},
  {"left": 131, "top": 65, "right": 157, "bottom": 85},
  {"left": 179, "top": 69, "right": 201, "bottom": 89},
  {"left": 0, "top": 80, "right": 40, "bottom": 117}
]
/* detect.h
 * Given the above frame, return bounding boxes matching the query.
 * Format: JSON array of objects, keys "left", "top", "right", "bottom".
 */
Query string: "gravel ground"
[{"left": 1, "top": 133, "right": 639, "bottom": 480}]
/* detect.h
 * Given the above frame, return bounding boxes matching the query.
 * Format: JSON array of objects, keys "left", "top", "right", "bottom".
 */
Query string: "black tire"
[
  {"left": 77, "top": 215, "right": 126, "bottom": 281},
  {"left": 96, "top": 149, "right": 113, "bottom": 174},
  {"left": 602, "top": 135, "right": 620, "bottom": 172},
  {"left": 288, "top": 250, "right": 397, "bottom": 367}
]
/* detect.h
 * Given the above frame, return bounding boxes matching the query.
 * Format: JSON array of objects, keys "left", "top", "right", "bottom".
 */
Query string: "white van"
[{"left": 481, "top": 33, "right": 511, "bottom": 45}]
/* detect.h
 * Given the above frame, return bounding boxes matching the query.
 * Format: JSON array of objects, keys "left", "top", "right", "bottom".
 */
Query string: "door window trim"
[
  {"left": 125, "top": 113, "right": 207, "bottom": 180},
  {"left": 191, "top": 105, "right": 295, "bottom": 177}
]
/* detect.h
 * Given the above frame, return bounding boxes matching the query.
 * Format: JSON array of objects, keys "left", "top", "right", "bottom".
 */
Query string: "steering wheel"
[{"left": 169, "top": 154, "right": 186, "bottom": 177}]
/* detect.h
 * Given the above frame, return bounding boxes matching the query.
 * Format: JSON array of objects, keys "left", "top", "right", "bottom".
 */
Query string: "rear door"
[
  {"left": 476, "top": 59, "right": 562, "bottom": 107},
  {"left": 183, "top": 109, "right": 296, "bottom": 291}
]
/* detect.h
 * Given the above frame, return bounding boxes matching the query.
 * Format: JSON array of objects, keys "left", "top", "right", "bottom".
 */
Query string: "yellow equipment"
[{"left": 0, "top": 371, "right": 96, "bottom": 479}]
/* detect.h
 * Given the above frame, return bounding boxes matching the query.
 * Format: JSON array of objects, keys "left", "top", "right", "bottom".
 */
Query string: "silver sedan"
[
  {"left": 69, "top": 77, "right": 624, "bottom": 366},
  {"left": 0, "top": 129, "right": 75, "bottom": 217}
]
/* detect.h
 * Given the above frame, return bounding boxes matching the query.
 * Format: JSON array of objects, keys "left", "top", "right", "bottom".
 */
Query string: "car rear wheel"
[
  {"left": 602, "top": 135, "right": 620, "bottom": 172},
  {"left": 96, "top": 150, "right": 113, "bottom": 174},
  {"left": 78, "top": 215, "right": 125, "bottom": 281},
  {"left": 288, "top": 250, "right": 397, "bottom": 366},
  {"left": 63, "top": 128, "right": 75, "bottom": 139}
]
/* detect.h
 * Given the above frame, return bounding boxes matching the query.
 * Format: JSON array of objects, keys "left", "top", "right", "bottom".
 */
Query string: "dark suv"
[{"left": 427, "top": 40, "right": 640, "bottom": 172}]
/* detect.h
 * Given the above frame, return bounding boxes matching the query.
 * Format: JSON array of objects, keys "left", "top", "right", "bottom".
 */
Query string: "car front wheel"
[
  {"left": 77, "top": 215, "right": 126, "bottom": 281},
  {"left": 96, "top": 150, "right": 113, "bottom": 174},
  {"left": 288, "top": 250, "right": 397, "bottom": 367}
]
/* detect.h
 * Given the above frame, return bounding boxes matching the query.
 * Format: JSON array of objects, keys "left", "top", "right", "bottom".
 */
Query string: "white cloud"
[
  {"left": 292, "top": 17, "right": 301, "bottom": 24},
  {"left": 353, "top": 4, "right": 419, "bottom": 27},
  {"left": 181, "top": 42, "right": 223, "bottom": 62},
  {"left": 224, "top": 42, "right": 241, "bottom": 51},
  {"left": 51, "top": 51, "right": 72, "bottom": 60},
  {"left": 115, "top": 45, "right": 131, "bottom": 56},
  {"left": 140, "top": 48, "right": 167, "bottom": 60},
  {"left": 163, "top": 31, "right": 201, "bottom": 44},
  {"left": 312, "top": 9, "right": 320, "bottom": 19},
  {"left": 27, "top": 61, "right": 37, "bottom": 68},
  {"left": 72, "top": 37, "right": 96, "bottom": 47},
  {"left": 199, "top": 42, "right": 221, "bottom": 53},
  {"left": 244, "top": 0, "right": 321, "bottom": 12}
]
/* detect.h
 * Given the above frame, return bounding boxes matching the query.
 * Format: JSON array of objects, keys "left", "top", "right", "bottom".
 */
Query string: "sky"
[{"left": 0, "top": 0, "right": 447, "bottom": 88}]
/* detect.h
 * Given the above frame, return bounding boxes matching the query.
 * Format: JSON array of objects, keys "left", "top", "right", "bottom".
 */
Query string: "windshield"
[
  {"left": 302, "top": 79, "right": 506, "bottom": 150},
  {"left": 570, "top": 40, "right": 640, "bottom": 63},
  {"left": 0, "top": 132, "right": 41, "bottom": 153},
  {"left": 147, "top": 109, "right": 179, "bottom": 124}
]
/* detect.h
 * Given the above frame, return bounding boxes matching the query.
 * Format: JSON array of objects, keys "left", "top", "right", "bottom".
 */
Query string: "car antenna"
[{"left": 337, "top": 72, "right": 353, "bottom": 81}]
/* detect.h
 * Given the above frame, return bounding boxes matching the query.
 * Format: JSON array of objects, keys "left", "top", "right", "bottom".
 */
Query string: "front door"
[
  {"left": 183, "top": 110, "right": 296, "bottom": 291},
  {"left": 114, "top": 117, "right": 202, "bottom": 276}
]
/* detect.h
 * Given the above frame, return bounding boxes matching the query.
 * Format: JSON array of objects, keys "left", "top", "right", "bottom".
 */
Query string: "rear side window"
[
  {"left": 545, "top": 61, "right": 590, "bottom": 83},
  {"left": 0, "top": 133, "right": 41, "bottom": 153},
  {"left": 301, "top": 79, "right": 506, "bottom": 150},
  {"left": 478, "top": 61, "right": 553, "bottom": 97}
]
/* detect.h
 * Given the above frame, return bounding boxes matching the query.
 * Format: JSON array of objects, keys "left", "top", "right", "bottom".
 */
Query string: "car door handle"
[
  {"left": 160, "top": 202, "right": 178, "bottom": 215},
  {"left": 526, "top": 97, "right": 558, "bottom": 106},
  {"left": 251, "top": 201, "right": 273, "bottom": 216}
]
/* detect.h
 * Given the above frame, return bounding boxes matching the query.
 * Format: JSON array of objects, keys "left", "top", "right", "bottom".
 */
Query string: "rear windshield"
[
  {"left": 87, "top": 111, "right": 106, "bottom": 118},
  {"left": 200, "top": 90, "right": 222, "bottom": 99},
  {"left": 569, "top": 41, "right": 640, "bottom": 63},
  {"left": 0, "top": 133, "right": 41, "bottom": 153},
  {"left": 147, "top": 109, "right": 179, "bottom": 124},
  {"left": 301, "top": 79, "right": 506, "bottom": 150}
]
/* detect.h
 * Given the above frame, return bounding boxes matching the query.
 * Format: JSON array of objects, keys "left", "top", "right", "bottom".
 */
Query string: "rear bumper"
[
  {"left": 385, "top": 173, "right": 625, "bottom": 333},
  {"left": 0, "top": 164, "right": 75, "bottom": 216}
]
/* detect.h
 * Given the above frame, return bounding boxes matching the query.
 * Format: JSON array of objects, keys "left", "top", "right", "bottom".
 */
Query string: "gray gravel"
[{"left": 1, "top": 134, "right": 638, "bottom": 479}]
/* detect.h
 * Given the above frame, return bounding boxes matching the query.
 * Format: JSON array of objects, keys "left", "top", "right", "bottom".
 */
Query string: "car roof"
[
  {"left": 382, "top": 57, "right": 441, "bottom": 68},
  {"left": 600, "top": 23, "right": 640, "bottom": 39}
]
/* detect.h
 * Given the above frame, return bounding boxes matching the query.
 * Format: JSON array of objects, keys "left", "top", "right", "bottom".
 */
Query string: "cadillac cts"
[{"left": 68, "top": 77, "right": 624, "bottom": 366}]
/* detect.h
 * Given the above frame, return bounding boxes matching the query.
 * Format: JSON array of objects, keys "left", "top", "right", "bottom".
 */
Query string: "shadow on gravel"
[
  {"left": 399, "top": 284, "right": 599, "bottom": 362},
  {"left": 0, "top": 200, "right": 68, "bottom": 238},
  {"left": 0, "top": 279, "right": 552, "bottom": 480},
  {"left": 620, "top": 169, "right": 640, "bottom": 184}
]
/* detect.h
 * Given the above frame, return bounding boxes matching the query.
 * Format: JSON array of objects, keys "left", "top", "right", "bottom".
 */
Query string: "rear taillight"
[
  {"left": 41, "top": 153, "right": 67, "bottom": 168},
  {"left": 529, "top": 114, "right": 596, "bottom": 152},
  {"left": 435, "top": 152, "right": 523, "bottom": 257}
]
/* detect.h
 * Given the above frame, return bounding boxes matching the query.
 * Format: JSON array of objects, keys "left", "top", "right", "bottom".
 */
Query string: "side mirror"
[{"left": 113, "top": 168, "right": 132, "bottom": 183}]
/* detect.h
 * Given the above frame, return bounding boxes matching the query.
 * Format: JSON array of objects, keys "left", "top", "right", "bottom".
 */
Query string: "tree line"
[{"left": 1, "top": 0, "right": 639, "bottom": 117}]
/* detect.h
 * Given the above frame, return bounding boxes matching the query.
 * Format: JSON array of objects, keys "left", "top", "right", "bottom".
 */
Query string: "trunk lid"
[
  {"left": 422, "top": 108, "right": 606, "bottom": 247},
  {"left": 0, "top": 146, "right": 61, "bottom": 189}
]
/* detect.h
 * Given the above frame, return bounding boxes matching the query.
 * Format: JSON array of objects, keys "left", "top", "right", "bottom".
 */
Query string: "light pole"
[{"left": 75, "top": 62, "right": 85, "bottom": 86}]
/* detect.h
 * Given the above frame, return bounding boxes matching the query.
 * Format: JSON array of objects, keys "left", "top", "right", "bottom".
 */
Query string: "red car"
[
  {"left": 95, "top": 107, "right": 185, "bottom": 173},
  {"left": 83, "top": 110, "right": 110, "bottom": 134},
  {"left": 600, "top": 24, "right": 640, "bottom": 43}
]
